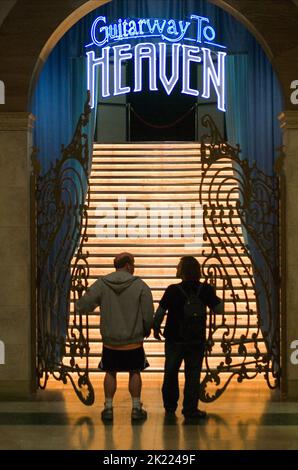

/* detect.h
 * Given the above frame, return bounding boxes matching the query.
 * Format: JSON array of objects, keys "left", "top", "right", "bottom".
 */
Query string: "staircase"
[{"left": 69, "top": 142, "right": 266, "bottom": 374}]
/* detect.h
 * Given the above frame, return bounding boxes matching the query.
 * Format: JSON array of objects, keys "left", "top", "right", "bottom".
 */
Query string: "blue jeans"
[{"left": 162, "top": 341, "right": 205, "bottom": 415}]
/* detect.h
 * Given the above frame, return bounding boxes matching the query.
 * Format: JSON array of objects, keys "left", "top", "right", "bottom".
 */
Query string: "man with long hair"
[
  {"left": 76, "top": 252, "right": 154, "bottom": 422},
  {"left": 153, "top": 256, "right": 223, "bottom": 420}
]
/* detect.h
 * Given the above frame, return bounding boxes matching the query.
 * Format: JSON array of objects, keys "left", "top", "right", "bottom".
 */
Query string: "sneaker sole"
[
  {"left": 101, "top": 414, "right": 113, "bottom": 422},
  {"left": 131, "top": 415, "right": 147, "bottom": 422}
]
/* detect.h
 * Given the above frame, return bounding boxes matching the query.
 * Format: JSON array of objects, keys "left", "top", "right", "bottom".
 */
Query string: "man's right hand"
[{"left": 154, "top": 329, "right": 162, "bottom": 341}]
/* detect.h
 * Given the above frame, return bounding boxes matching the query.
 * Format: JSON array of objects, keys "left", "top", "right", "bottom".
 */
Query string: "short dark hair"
[
  {"left": 179, "top": 256, "right": 201, "bottom": 280},
  {"left": 114, "top": 253, "right": 134, "bottom": 269}
]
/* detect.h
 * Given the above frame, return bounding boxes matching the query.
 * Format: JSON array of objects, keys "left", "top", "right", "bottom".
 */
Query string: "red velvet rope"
[{"left": 130, "top": 104, "right": 196, "bottom": 129}]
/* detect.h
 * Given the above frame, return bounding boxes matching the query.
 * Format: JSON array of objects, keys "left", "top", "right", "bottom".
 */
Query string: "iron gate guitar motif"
[{"left": 33, "top": 98, "right": 281, "bottom": 404}]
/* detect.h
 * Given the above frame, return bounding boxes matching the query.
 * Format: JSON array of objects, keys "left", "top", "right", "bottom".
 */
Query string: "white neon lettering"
[
  {"left": 134, "top": 43, "right": 158, "bottom": 92},
  {"left": 87, "top": 14, "right": 226, "bottom": 50},
  {"left": 182, "top": 45, "right": 201, "bottom": 97},
  {"left": 108, "top": 24, "right": 118, "bottom": 40},
  {"left": 203, "top": 25, "right": 216, "bottom": 42},
  {"left": 146, "top": 19, "right": 167, "bottom": 35},
  {"left": 129, "top": 20, "right": 138, "bottom": 36},
  {"left": 159, "top": 43, "right": 180, "bottom": 95},
  {"left": 179, "top": 21, "right": 191, "bottom": 39},
  {"left": 162, "top": 20, "right": 191, "bottom": 43},
  {"left": 117, "top": 18, "right": 124, "bottom": 40},
  {"left": 114, "top": 44, "right": 132, "bottom": 96},
  {"left": 91, "top": 16, "right": 108, "bottom": 47},
  {"left": 138, "top": 19, "right": 147, "bottom": 35},
  {"left": 87, "top": 49, "right": 110, "bottom": 109},
  {"left": 122, "top": 19, "right": 129, "bottom": 37},
  {"left": 167, "top": 19, "right": 178, "bottom": 36},
  {"left": 190, "top": 15, "right": 210, "bottom": 43},
  {"left": 201, "top": 48, "right": 226, "bottom": 112},
  {"left": 87, "top": 42, "right": 227, "bottom": 111}
]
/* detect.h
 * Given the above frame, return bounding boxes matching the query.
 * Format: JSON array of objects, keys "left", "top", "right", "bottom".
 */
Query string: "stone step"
[
  {"left": 84, "top": 219, "right": 243, "bottom": 227},
  {"left": 84, "top": 226, "right": 244, "bottom": 236},
  {"left": 68, "top": 312, "right": 259, "bottom": 323},
  {"left": 68, "top": 142, "right": 264, "bottom": 372},
  {"left": 88, "top": 184, "right": 237, "bottom": 194},
  {"left": 89, "top": 175, "right": 234, "bottom": 184},
  {"left": 78, "top": 254, "right": 248, "bottom": 265},
  {"left": 64, "top": 355, "right": 266, "bottom": 370},
  {"left": 73, "top": 285, "right": 254, "bottom": 297},
  {"left": 79, "top": 276, "right": 254, "bottom": 289},
  {"left": 82, "top": 244, "right": 246, "bottom": 254},
  {"left": 87, "top": 199, "right": 239, "bottom": 207},
  {"left": 64, "top": 341, "right": 265, "bottom": 352},
  {"left": 81, "top": 366, "right": 263, "bottom": 373},
  {"left": 92, "top": 150, "right": 203, "bottom": 157},
  {"left": 74, "top": 257, "right": 251, "bottom": 267},
  {"left": 89, "top": 169, "right": 230, "bottom": 177},
  {"left": 93, "top": 142, "right": 202, "bottom": 150},
  {"left": 69, "top": 302, "right": 257, "bottom": 312},
  {"left": 83, "top": 265, "right": 252, "bottom": 277},
  {"left": 81, "top": 241, "right": 246, "bottom": 251},
  {"left": 90, "top": 162, "right": 230, "bottom": 171}
]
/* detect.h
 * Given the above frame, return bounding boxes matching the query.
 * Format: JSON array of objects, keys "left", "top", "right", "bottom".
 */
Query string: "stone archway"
[
  {"left": 1, "top": 0, "right": 298, "bottom": 112},
  {"left": 0, "top": 0, "right": 298, "bottom": 399}
]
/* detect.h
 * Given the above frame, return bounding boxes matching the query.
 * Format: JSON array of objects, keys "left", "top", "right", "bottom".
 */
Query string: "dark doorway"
[{"left": 127, "top": 56, "right": 197, "bottom": 141}]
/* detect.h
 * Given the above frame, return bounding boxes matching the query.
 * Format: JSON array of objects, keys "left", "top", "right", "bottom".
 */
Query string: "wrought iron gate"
[
  {"left": 198, "top": 115, "right": 280, "bottom": 402},
  {"left": 33, "top": 94, "right": 95, "bottom": 405},
  {"left": 33, "top": 99, "right": 281, "bottom": 404}
]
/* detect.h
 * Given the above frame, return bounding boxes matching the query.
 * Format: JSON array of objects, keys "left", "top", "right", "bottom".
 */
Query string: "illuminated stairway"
[{"left": 69, "top": 142, "right": 265, "bottom": 373}]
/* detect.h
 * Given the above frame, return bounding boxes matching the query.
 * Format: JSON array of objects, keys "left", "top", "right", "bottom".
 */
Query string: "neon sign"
[{"left": 86, "top": 15, "right": 227, "bottom": 112}]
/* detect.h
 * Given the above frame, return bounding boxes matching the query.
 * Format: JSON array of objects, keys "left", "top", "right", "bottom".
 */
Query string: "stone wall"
[{"left": 0, "top": 113, "right": 34, "bottom": 398}]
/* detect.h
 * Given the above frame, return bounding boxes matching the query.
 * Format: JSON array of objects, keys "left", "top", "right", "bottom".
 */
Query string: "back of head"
[
  {"left": 177, "top": 256, "right": 201, "bottom": 281},
  {"left": 114, "top": 252, "right": 135, "bottom": 270}
]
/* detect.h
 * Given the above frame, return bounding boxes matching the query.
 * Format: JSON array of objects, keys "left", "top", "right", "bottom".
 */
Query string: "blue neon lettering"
[
  {"left": 146, "top": 19, "right": 167, "bottom": 35},
  {"left": 182, "top": 45, "right": 202, "bottom": 97},
  {"left": 162, "top": 21, "right": 191, "bottom": 43},
  {"left": 134, "top": 43, "right": 158, "bottom": 92},
  {"left": 117, "top": 19, "right": 123, "bottom": 40},
  {"left": 203, "top": 25, "right": 216, "bottom": 42},
  {"left": 138, "top": 19, "right": 147, "bottom": 35},
  {"left": 91, "top": 16, "right": 108, "bottom": 47},
  {"left": 87, "top": 15, "right": 226, "bottom": 49},
  {"left": 167, "top": 19, "right": 178, "bottom": 36},
  {"left": 129, "top": 20, "right": 138, "bottom": 37},
  {"left": 114, "top": 44, "right": 132, "bottom": 96},
  {"left": 86, "top": 14, "right": 227, "bottom": 111},
  {"left": 108, "top": 24, "right": 118, "bottom": 40},
  {"left": 87, "top": 49, "right": 110, "bottom": 108},
  {"left": 87, "top": 43, "right": 226, "bottom": 111},
  {"left": 122, "top": 19, "right": 129, "bottom": 37},
  {"left": 190, "top": 15, "right": 210, "bottom": 43},
  {"left": 159, "top": 43, "right": 181, "bottom": 95},
  {"left": 201, "top": 48, "right": 226, "bottom": 112}
]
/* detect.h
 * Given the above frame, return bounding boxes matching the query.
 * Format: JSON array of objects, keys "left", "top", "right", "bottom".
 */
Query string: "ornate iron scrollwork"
[
  {"left": 199, "top": 114, "right": 280, "bottom": 402},
  {"left": 33, "top": 93, "right": 94, "bottom": 405}
]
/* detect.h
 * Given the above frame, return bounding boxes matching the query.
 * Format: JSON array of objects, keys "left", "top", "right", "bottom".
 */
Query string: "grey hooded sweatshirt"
[{"left": 76, "top": 271, "right": 154, "bottom": 346}]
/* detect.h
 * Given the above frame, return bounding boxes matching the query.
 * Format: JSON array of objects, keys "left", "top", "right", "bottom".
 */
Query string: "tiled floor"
[{"left": 0, "top": 376, "right": 297, "bottom": 450}]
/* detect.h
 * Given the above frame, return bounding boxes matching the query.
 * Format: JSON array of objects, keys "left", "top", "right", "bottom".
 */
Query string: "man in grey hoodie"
[{"left": 76, "top": 252, "right": 154, "bottom": 422}]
